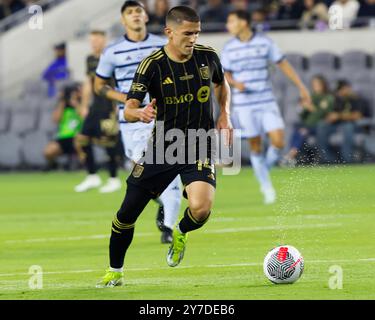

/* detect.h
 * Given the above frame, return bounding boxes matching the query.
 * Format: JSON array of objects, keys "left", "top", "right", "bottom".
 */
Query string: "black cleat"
[
  {"left": 156, "top": 205, "right": 165, "bottom": 231},
  {"left": 161, "top": 226, "right": 173, "bottom": 244}
]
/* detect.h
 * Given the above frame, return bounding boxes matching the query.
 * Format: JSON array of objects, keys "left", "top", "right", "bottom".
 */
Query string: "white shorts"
[
  {"left": 232, "top": 102, "right": 285, "bottom": 139},
  {"left": 120, "top": 122, "right": 154, "bottom": 162}
]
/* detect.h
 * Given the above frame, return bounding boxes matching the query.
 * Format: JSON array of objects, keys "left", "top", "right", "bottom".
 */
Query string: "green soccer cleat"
[
  {"left": 95, "top": 269, "right": 124, "bottom": 288},
  {"left": 166, "top": 229, "right": 188, "bottom": 267}
]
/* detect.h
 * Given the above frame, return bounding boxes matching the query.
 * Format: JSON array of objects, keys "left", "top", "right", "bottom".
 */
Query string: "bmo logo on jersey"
[
  {"left": 164, "top": 86, "right": 211, "bottom": 105},
  {"left": 164, "top": 94, "right": 194, "bottom": 105}
]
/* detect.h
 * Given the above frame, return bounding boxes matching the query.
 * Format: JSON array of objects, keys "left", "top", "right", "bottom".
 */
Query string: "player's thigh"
[
  {"left": 185, "top": 181, "right": 215, "bottom": 219},
  {"left": 263, "top": 107, "right": 285, "bottom": 148},
  {"left": 267, "top": 129, "right": 285, "bottom": 149}
]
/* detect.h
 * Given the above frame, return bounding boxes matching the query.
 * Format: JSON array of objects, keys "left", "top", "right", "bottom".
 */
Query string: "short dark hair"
[
  {"left": 166, "top": 6, "right": 200, "bottom": 25},
  {"left": 336, "top": 79, "right": 351, "bottom": 91},
  {"left": 228, "top": 9, "right": 251, "bottom": 25},
  {"left": 121, "top": 0, "right": 145, "bottom": 14},
  {"left": 90, "top": 30, "right": 106, "bottom": 36}
]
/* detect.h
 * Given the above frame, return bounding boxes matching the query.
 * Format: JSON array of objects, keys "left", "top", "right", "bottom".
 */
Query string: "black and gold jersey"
[
  {"left": 127, "top": 44, "right": 224, "bottom": 134},
  {"left": 86, "top": 54, "right": 113, "bottom": 114}
]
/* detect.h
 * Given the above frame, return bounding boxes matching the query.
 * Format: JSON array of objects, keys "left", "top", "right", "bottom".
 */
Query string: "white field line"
[
  {"left": 0, "top": 258, "right": 374, "bottom": 278},
  {"left": 4, "top": 223, "right": 342, "bottom": 244}
]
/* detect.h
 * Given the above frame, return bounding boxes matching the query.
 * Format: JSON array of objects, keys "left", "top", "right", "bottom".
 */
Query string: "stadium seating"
[
  {"left": 8, "top": 109, "right": 39, "bottom": 136},
  {"left": 22, "top": 131, "right": 49, "bottom": 168},
  {"left": 0, "top": 133, "right": 23, "bottom": 168},
  {"left": 309, "top": 52, "right": 339, "bottom": 70},
  {"left": 0, "top": 109, "right": 10, "bottom": 133}
]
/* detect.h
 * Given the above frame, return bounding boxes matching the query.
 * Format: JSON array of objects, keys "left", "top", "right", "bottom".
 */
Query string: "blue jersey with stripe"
[
  {"left": 221, "top": 32, "right": 285, "bottom": 108},
  {"left": 96, "top": 33, "right": 166, "bottom": 122}
]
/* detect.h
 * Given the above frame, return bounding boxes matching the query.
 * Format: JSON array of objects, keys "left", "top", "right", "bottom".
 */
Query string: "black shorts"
[
  {"left": 56, "top": 138, "right": 75, "bottom": 155},
  {"left": 80, "top": 108, "right": 118, "bottom": 146},
  {"left": 127, "top": 160, "right": 216, "bottom": 199}
]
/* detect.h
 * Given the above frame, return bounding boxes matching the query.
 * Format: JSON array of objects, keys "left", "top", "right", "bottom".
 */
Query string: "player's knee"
[
  {"left": 189, "top": 201, "right": 212, "bottom": 222},
  {"left": 44, "top": 144, "right": 56, "bottom": 160}
]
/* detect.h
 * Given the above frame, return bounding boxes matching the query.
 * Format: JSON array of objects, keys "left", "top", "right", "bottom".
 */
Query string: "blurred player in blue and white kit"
[
  {"left": 222, "top": 10, "right": 311, "bottom": 204},
  {"left": 94, "top": 0, "right": 182, "bottom": 243}
]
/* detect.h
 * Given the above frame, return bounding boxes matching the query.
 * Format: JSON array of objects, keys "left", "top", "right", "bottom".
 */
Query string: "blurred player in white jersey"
[
  {"left": 94, "top": 0, "right": 182, "bottom": 243},
  {"left": 222, "top": 10, "right": 311, "bottom": 204}
]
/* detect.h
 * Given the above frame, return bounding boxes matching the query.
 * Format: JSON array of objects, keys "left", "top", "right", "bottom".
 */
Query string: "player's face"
[
  {"left": 90, "top": 34, "right": 106, "bottom": 54},
  {"left": 167, "top": 21, "right": 201, "bottom": 56},
  {"left": 121, "top": 6, "right": 148, "bottom": 32},
  {"left": 226, "top": 14, "right": 246, "bottom": 36}
]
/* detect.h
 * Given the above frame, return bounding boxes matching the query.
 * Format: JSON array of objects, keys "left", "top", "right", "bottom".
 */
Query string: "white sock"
[
  {"left": 265, "top": 145, "right": 282, "bottom": 170},
  {"left": 159, "top": 176, "right": 182, "bottom": 229},
  {"left": 250, "top": 152, "right": 273, "bottom": 191},
  {"left": 109, "top": 267, "right": 123, "bottom": 272}
]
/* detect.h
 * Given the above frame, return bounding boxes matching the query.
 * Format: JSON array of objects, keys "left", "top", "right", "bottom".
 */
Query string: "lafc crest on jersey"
[
  {"left": 132, "top": 164, "right": 144, "bottom": 178},
  {"left": 199, "top": 66, "right": 209, "bottom": 80}
]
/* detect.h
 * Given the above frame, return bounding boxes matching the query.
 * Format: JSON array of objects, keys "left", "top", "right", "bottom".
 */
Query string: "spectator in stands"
[
  {"left": 299, "top": 0, "right": 329, "bottom": 30},
  {"left": 252, "top": 8, "right": 271, "bottom": 32},
  {"left": 329, "top": 0, "right": 360, "bottom": 28},
  {"left": 281, "top": 75, "right": 334, "bottom": 166},
  {"left": 358, "top": 0, "right": 375, "bottom": 17},
  {"left": 44, "top": 83, "right": 83, "bottom": 170},
  {"left": 199, "top": 0, "right": 229, "bottom": 24},
  {"left": 148, "top": 0, "right": 170, "bottom": 27},
  {"left": 276, "top": 0, "right": 305, "bottom": 28},
  {"left": 0, "top": 0, "right": 25, "bottom": 20},
  {"left": 229, "top": 0, "right": 251, "bottom": 11},
  {"left": 316, "top": 79, "right": 364, "bottom": 163},
  {"left": 42, "top": 43, "right": 70, "bottom": 98}
]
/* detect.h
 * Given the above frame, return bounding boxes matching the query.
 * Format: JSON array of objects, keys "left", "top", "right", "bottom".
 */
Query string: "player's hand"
[
  {"left": 325, "top": 112, "right": 340, "bottom": 123},
  {"left": 217, "top": 113, "right": 233, "bottom": 147},
  {"left": 301, "top": 101, "right": 315, "bottom": 113},
  {"left": 235, "top": 82, "right": 246, "bottom": 92},
  {"left": 299, "top": 86, "right": 312, "bottom": 106},
  {"left": 138, "top": 99, "right": 157, "bottom": 123}
]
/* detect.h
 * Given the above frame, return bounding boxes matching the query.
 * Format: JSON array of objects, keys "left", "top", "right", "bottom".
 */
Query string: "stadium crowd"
[{"left": 2, "top": 0, "right": 375, "bottom": 30}]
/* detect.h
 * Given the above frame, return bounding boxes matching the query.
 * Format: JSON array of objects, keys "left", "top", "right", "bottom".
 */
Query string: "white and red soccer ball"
[{"left": 263, "top": 245, "right": 304, "bottom": 284}]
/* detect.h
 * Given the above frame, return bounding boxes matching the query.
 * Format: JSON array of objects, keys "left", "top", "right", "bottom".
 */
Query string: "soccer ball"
[{"left": 263, "top": 245, "right": 304, "bottom": 284}]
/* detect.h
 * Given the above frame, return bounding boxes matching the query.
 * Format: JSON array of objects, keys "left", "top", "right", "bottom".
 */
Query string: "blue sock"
[
  {"left": 266, "top": 145, "right": 282, "bottom": 170},
  {"left": 250, "top": 153, "right": 273, "bottom": 192}
]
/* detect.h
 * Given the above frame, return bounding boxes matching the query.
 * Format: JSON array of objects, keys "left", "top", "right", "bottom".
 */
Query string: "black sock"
[
  {"left": 82, "top": 144, "right": 96, "bottom": 174},
  {"left": 109, "top": 213, "right": 135, "bottom": 269},
  {"left": 178, "top": 208, "right": 211, "bottom": 233},
  {"left": 106, "top": 147, "right": 118, "bottom": 178},
  {"left": 108, "top": 183, "right": 153, "bottom": 269}
]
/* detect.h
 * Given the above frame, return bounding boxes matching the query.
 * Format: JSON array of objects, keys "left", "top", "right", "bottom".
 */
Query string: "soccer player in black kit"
[
  {"left": 97, "top": 6, "right": 233, "bottom": 287},
  {"left": 75, "top": 30, "right": 121, "bottom": 194}
]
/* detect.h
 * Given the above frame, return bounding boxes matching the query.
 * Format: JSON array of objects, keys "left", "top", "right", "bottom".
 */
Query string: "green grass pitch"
[{"left": 0, "top": 165, "right": 374, "bottom": 300}]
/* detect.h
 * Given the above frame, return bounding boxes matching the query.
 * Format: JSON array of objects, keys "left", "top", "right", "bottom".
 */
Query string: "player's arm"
[
  {"left": 94, "top": 76, "right": 127, "bottom": 104},
  {"left": 214, "top": 77, "right": 233, "bottom": 146},
  {"left": 125, "top": 56, "right": 157, "bottom": 123},
  {"left": 52, "top": 99, "right": 65, "bottom": 124},
  {"left": 224, "top": 71, "right": 246, "bottom": 92},
  {"left": 78, "top": 76, "right": 91, "bottom": 118},
  {"left": 277, "top": 59, "right": 311, "bottom": 106},
  {"left": 124, "top": 98, "right": 156, "bottom": 123},
  {"left": 212, "top": 49, "right": 233, "bottom": 146},
  {"left": 94, "top": 48, "right": 127, "bottom": 104}
]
